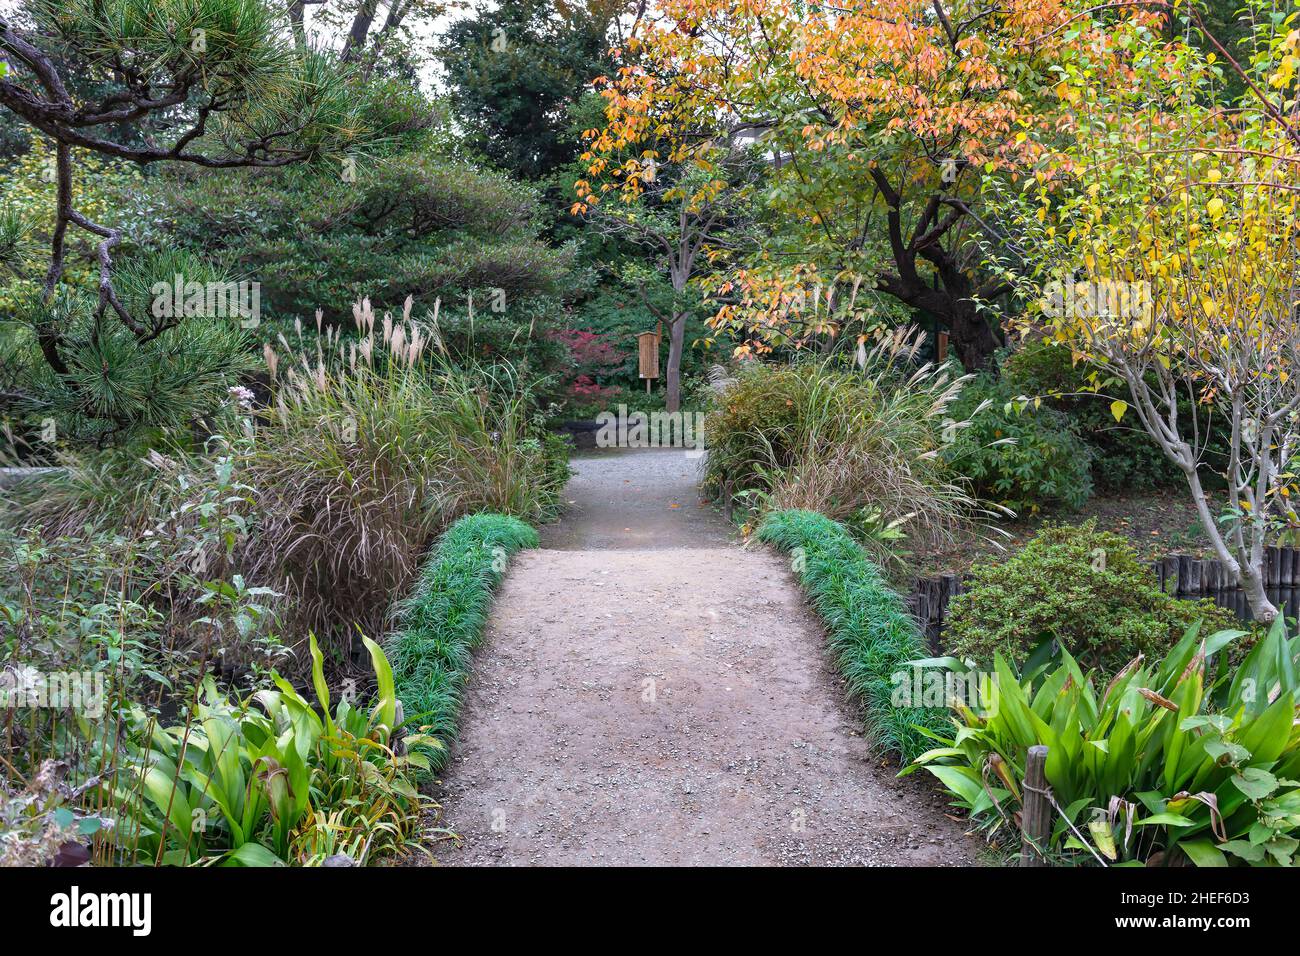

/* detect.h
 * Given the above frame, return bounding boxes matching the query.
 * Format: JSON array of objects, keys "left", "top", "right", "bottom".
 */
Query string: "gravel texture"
[{"left": 427, "top": 448, "right": 980, "bottom": 866}]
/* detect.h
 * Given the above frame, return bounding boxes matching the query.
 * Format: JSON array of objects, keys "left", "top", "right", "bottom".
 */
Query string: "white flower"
[{"left": 228, "top": 385, "right": 255, "bottom": 409}]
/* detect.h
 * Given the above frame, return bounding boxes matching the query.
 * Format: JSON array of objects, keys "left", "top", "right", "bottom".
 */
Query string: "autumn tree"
[
  {"left": 1002, "top": 0, "right": 1300, "bottom": 622},
  {"left": 579, "top": 0, "right": 1078, "bottom": 371},
  {"left": 574, "top": 58, "right": 761, "bottom": 413}
]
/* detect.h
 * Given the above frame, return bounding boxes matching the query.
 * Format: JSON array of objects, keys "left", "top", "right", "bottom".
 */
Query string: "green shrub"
[
  {"left": 944, "top": 371, "right": 1093, "bottom": 514},
  {"left": 130, "top": 150, "right": 578, "bottom": 326},
  {"left": 911, "top": 620, "right": 1300, "bottom": 866},
  {"left": 387, "top": 513, "right": 539, "bottom": 773},
  {"left": 1001, "top": 341, "right": 1180, "bottom": 493},
  {"left": 758, "top": 509, "right": 947, "bottom": 763},
  {"left": 945, "top": 520, "right": 1243, "bottom": 672},
  {"left": 704, "top": 362, "right": 826, "bottom": 492}
]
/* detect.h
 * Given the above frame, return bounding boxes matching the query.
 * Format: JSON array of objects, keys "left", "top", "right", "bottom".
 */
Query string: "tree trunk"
[
  {"left": 947, "top": 298, "right": 1001, "bottom": 372},
  {"left": 1239, "top": 563, "right": 1279, "bottom": 623},
  {"left": 875, "top": 267, "right": 1002, "bottom": 372},
  {"left": 287, "top": 1, "right": 308, "bottom": 48},
  {"left": 341, "top": 0, "right": 381, "bottom": 62},
  {"left": 665, "top": 311, "right": 687, "bottom": 413},
  {"left": 1179, "top": 455, "right": 1279, "bottom": 624}
]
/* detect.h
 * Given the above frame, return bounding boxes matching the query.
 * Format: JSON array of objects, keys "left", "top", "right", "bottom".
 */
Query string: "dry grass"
[{"left": 708, "top": 328, "right": 994, "bottom": 563}]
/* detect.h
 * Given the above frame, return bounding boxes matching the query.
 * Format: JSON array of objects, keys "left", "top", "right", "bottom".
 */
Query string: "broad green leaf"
[
  {"left": 308, "top": 634, "right": 337, "bottom": 739},
  {"left": 1088, "top": 819, "right": 1117, "bottom": 860},
  {"left": 1134, "top": 812, "right": 1195, "bottom": 827},
  {"left": 1233, "top": 767, "right": 1279, "bottom": 800},
  {"left": 224, "top": 843, "right": 287, "bottom": 867},
  {"left": 1178, "top": 839, "right": 1228, "bottom": 867},
  {"left": 363, "top": 634, "right": 397, "bottom": 731}
]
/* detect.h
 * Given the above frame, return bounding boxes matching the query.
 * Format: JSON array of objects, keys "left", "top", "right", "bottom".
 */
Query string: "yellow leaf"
[{"left": 1110, "top": 400, "right": 1128, "bottom": 423}]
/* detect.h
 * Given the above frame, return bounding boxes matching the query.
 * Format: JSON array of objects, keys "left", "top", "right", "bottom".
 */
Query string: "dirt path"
[{"left": 430, "top": 448, "right": 980, "bottom": 866}]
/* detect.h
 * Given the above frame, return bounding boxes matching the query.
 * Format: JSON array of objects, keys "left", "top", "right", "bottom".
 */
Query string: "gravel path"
[{"left": 428, "top": 448, "right": 980, "bottom": 866}]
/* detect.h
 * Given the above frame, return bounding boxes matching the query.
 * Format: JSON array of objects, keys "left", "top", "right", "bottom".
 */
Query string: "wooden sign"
[{"left": 637, "top": 331, "right": 660, "bottom": 380}]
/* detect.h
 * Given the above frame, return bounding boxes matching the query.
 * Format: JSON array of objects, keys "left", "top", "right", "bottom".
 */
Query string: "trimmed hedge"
[
  {"left": 757, "top": 509, "right": 948, "bottom": 763},
  {"left": 387, "top": 513, "right": 538, "bottom": 772}
]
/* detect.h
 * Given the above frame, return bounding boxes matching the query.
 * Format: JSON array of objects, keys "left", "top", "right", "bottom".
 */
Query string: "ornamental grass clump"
[
  {"left": 238, "top": 300, "right": 566, "bottom": 661},
  {"left": 706, "top": 327, "right": 987, "bottom": 562}
]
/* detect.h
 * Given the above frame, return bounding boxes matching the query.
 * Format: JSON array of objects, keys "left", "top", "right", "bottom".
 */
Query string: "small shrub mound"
[
  {"left": 945, "top": 521, "right": 1242, "bottom": 672},
  {"left": 944, "top": 372, "right": 1093, "bottom": 515},
  {"left": 758, "top": 509, "right": 947, "bottom": 763},
  {"left": 387, "top": 513, "right": 538, "bottom": 772}
]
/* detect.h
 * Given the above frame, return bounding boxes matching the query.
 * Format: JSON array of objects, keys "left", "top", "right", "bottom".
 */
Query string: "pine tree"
[{"left": 0, "top": 0, "right": 397, "bottom": 443}]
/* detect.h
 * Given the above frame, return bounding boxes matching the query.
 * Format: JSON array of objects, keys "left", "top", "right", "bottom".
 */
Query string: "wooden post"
[
  {"left": 1021, "top": 745, "right": 1052, "bottom": 867},
  {"left": 1203, "top": 559, "right": 1221, "bottom": 594},
  {"left": 637, "top": 330, "right": 659, "bottom": 395},
  {"left": 1161, "top": 555, "right": 1181, "bottom": 594}
]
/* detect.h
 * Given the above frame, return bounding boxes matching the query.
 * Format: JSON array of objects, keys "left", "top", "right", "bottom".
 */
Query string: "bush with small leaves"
[
  {"left": 943, "top": 372, "right": 1093, "bottom": 515},
  {"left": 946, "top": 521, "right": 1243, "bottom": 672}
]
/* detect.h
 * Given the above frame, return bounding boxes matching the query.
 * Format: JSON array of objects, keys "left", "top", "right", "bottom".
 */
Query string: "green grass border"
[
  {"left": 386, "top": 513, "right": 538, "bottom": 773},
  {"left": 757, "top": 509, "right": 948, "bottom": 763}
]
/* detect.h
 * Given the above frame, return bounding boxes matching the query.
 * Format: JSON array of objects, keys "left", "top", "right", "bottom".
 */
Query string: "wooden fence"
[{"left": 908, "top": 546, "right": 1300, "bottom": 652}]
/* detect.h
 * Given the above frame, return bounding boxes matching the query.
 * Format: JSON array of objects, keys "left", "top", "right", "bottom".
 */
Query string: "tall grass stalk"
[{"left": 706, "top": 327, "right": 992, "bottom": 562}]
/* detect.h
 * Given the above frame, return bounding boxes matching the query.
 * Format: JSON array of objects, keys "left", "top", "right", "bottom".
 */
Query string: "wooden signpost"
[{"left": 637, "top": 324, "right": 661, "bottom": 394}]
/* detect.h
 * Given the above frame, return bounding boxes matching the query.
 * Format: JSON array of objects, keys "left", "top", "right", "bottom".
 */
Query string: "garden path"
[{"left": 430, "top": 448, "right": 979, "bottom": 866}]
